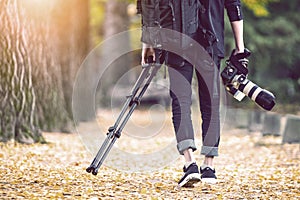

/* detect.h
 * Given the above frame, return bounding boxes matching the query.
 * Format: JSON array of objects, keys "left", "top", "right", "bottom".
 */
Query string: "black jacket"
[{"left": 139, "top": 0, "right": 243, "bottom": 57}]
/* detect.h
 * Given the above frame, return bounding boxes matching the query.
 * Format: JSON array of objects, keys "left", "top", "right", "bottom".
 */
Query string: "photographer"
[{"left": 139, "top": 0, "right": 248, "bottom": 186}]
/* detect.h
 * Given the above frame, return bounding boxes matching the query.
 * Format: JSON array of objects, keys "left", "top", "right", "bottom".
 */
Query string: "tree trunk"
[
  {"left": 51, "top": 0, "right": 90, "bottom": 125},
  {"left": 98, "top": 0, "right": 132, "bottom": 106},
  {"left": 0, "top": 0, "right": 90, "bottom": 142},
  {"left": 0, "top": 0, "right": 45, "bottom": 143}
]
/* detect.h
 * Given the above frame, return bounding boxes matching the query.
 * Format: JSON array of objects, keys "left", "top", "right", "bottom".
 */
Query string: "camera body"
[{"left": 221, "top": 52, "right": 276, "bottom": 111}]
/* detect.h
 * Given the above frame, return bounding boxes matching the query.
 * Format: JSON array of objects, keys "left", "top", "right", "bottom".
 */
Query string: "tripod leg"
[
  {"left": 113, "top": 63, "right": 162, "bottom": 136},
  {"left": 91, "top": 64, "right": 161, "bottom": 173},
  {"left": 93, "top": 135, "right": 118, "bottom": 175},
  {"left": 86, "top": 131, "right": 114, "bottom": 173},
  {"left": 86, "top": 63, "right": 161, "bottom": 175},
  {"left": 112, "top": 66, "right": 151, "bottom": 128},
  {"left": 135, "top": 64, "right": 161, "bottom": 101},
  {"left": 112, "top": 65, "right": 162, "bottom": 135},
  {"left": 92, "top": 100, "right": 139, "bottom": 175},
  {"left": 87, "top": 67, "right": 152, "bottom": 173}
]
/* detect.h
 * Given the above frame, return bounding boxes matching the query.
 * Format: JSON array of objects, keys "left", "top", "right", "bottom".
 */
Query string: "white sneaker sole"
[
  {"left": 178, "top": 173, "right": 201, "bottom": 187},
  {"left": 201, "top": 178, "right": 217, "bottom": 184}
]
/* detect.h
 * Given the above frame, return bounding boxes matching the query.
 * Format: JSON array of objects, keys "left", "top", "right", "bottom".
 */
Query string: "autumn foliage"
[{"left": 1, "top": 129, "right": 299, "bottom": 199}]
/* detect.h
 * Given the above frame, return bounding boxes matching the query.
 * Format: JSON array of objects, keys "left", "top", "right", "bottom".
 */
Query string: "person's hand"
[
  {"left": 141, "top": 43, "right": 155, "bottom": 65},
  {"left": 230, "top": 48, "right": 250, "bottom": 66},
  {"left": 228, "top": 48, "right": 251, "bottom": 75},
  {"left": 233, "top": 47, "right": 245, "bottom": 55}
]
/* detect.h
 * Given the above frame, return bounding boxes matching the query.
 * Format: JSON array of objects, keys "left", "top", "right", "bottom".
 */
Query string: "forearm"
[
  {"left": 225, "top": 0, "right": 245, "bottom": 53},
  {"left": 230, "top": 20, "right": 245, "bottom": 53}
]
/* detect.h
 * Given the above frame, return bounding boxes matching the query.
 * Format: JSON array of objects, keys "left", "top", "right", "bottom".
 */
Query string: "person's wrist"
[
  {"left": 234, "top": 46, "right": 245, "bottom": 54},
  {"left": 142, "top": 43, "right": 151, "bottom": 48}
]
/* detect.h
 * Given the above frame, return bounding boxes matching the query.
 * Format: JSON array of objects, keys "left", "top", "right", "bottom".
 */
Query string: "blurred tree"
[
  {"left": 90, "top": 0, "right": 106, "bottom": 44},
  {"left": 51, "top": 0, "right": 90, "bottom": 123},
  {"left": 0, "top": 0, "right": 90, "bottom": 143},
  {"left": 225, "top": 0, "right": 300, "bottom": 109},
  {"left": 242, "top": 0, "right": 277, "bottom": 17},
  {"left": 96, "top": 0, "right": 132, "bottom": 106},
  {"left": 0, "top": 0, "right": 47, "bottom": 143},
  {"left": 244, "top": 0, "right": 300, "bottom": 104}
]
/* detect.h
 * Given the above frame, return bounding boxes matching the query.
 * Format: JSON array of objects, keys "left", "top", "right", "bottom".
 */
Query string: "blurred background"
[{"left": 0, "top": 0, "right": 299, "bottom": 143}]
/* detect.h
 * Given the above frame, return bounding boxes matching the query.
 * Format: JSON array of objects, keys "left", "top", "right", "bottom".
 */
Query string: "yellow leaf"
[
  {"left": 140, "top": 188, "right": 147, "bottom": 194},
  {"left": 154, "top": 182, "right": 163, "bottom": 187},
  {"left": 86, "top": 187, "right": 94, "bottom": 193}
]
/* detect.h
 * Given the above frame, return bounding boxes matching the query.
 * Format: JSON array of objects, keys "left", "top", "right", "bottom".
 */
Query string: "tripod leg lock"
[
  {"left": 115, "top": 130, "right": 121, "bottom": 138},
  {"left": 129, "top": 97, "right": 140, "bottom": 107},
  {"left": 106, "top": 127, "right": 116, "bottom": 138},
  {"left": 108, "top": 126, "right": 115, "bottom": 132}
]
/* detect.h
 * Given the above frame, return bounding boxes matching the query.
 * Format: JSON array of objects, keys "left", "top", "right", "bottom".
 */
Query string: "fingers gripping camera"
[{"left": 221, "top": 48, "right": 276, "bottom": 111}]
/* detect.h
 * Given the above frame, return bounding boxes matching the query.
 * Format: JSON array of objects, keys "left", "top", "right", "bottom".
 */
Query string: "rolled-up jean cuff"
[
  {"left": 177, "top": 139, "right": 197, "bottom": 155},
  {"left": 201, "top": 146, "right": 219, "bottom": 157}
]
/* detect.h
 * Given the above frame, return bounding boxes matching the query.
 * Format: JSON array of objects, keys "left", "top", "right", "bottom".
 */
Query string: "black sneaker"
[
  {"left": 200, "top": 166, "right": 217, "bottom": 184},
  {"left": 178, "top": 163, "right": 201, "bottom": 187}
]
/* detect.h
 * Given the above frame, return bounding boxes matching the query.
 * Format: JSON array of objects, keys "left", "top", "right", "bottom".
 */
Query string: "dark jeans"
[{"left": 167, "top": 51, "right": 221, "bottom": 157}]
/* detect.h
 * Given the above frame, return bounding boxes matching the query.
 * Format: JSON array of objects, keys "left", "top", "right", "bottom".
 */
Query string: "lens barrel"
[
  {"left": 239, "top": 80, "right": 275, "bottom": 111},
  {"left": 254, "top": 90, "right": 276, "bottom": 111}
]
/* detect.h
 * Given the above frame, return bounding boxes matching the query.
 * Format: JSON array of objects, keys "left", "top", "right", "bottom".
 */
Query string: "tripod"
[{"left": 86, "top": 58, "right": 162, "bottom": 175}]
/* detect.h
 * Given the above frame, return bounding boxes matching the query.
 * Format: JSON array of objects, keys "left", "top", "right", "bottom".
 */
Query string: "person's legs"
[
  {"left": 168, "top": 57, "right": 196, "bottom": 155},
  {"left": 168, "top": 54, "right": 200, "bottom": 187},
  {"left": 195, "top": 56, "right": 221, "bottom": 183},
  {"left": 183, "top": 149, "right": 195, "bottom": 166}
]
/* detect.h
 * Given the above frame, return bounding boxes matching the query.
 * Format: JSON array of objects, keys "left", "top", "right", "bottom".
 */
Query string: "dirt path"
[{"left": 0, "top": 125, "right": 299, "bottom": 199}]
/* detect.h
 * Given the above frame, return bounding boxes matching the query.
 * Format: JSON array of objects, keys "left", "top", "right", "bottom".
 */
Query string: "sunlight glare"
[{"left": 22, "top": 0, "right": 55, "bottom": 13}]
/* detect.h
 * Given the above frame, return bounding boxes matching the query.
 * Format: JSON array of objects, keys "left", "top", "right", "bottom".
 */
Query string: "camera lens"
[
  {"left": 239, "top": 80, "right": 275, "bottom": 111},
  {"left": 254, "top": 90, "right": 276, "bottom": 111}
]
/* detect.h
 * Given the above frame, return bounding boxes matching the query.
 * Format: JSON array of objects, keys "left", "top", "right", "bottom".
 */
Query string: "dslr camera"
[{"left": 221, "top": 48, "right": 275, "bottom": 111}]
